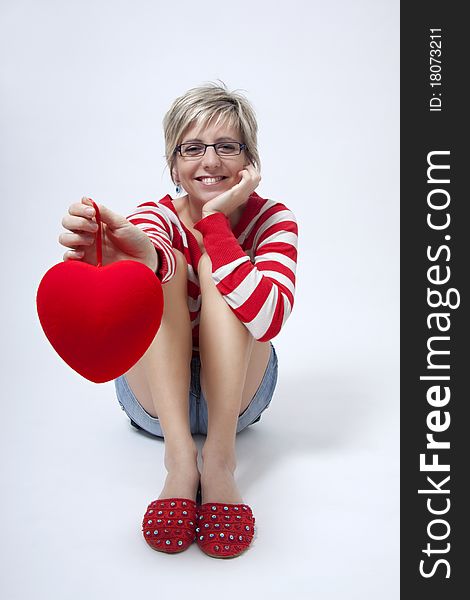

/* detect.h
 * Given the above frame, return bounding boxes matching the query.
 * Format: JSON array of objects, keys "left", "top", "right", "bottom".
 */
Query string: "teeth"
[{"left": 198, "top": 177, "right": 224, "bottom": 184}]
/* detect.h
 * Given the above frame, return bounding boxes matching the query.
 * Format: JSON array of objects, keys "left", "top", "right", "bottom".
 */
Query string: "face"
[{"left": 172, "top": 120, "right": 249, "bottom": 204}]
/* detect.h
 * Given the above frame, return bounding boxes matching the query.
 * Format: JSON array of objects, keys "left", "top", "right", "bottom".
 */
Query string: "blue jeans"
[{"left": 114, "top": 342, "right": 278, "bottom": 438}]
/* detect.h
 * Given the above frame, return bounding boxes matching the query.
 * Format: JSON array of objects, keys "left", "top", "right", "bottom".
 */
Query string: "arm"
[
  {"left": 60, "top": 197, "right": 160, "bottom": 271},
  {"left": 125, "top": 202, "right": 176, "bottom": 283},
  {"left": 194, "top": 202, "right": 298, "bottom": 341}
]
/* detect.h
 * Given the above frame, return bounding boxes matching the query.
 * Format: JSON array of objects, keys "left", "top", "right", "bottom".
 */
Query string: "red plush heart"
[
  {"left": 36, "top": 200, "right": 163, "bottom": 383},
  {"left": 36, "top": 259, "right": 163, "bottom": 383}
]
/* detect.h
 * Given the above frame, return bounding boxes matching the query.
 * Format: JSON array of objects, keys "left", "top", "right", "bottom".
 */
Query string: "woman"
[{"left": 59, "top": 81, "right": 298, "bottom": 559}]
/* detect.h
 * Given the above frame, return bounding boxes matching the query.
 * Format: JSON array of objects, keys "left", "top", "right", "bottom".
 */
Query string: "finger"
[
  {"left": 95, "top": 203, "right": 128, "bottom": 230},
  {"left": 62, "top": 214, "right": 99, "bottom": 233},
  {"left": 78, "top": 200, "right": 128, "bottom": 231},
  {"left": 80, "top": 196, "right": 100, "bottom": 218},
  {"left": 246, "top": 163, "right": 261, "bottom": 178},
  {"left": 243, "top": 164, "right": 261, "bottom": 183},
  {"left": 63, "top": 249, "right": 85, "bottom": 261},
  {"left": 59, "top": 231, "right": 96, "bottom": 248},
  {"left": 66, "top": 198, "right": 98, "bottom": 224},
  {"left": 246, "top": 163, "right": 260, "bottom": 176}
]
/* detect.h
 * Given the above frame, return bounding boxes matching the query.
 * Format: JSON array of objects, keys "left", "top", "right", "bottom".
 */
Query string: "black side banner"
[{"left": 401, "top": 3, "right": 468, "bottom": 597}]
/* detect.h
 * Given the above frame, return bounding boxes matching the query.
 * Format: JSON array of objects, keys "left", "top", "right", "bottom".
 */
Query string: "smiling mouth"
[{"left": 195, "top": 176, "right": 227, "bottom": 186}]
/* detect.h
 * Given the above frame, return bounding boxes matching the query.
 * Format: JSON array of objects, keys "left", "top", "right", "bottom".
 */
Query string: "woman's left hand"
[{"left": 201, "top": 164, "right": 261, "bottom": 218}]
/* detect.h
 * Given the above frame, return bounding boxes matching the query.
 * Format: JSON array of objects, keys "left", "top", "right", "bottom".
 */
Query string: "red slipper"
[
  {"left": 195, "top": 502, "right": 256, "bottom": 558},
  {"left": 142, "top": 498, "right": 197, "bottom": 553}
]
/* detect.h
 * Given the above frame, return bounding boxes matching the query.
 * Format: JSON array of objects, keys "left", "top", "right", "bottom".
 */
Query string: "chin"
[
  {"left": 199, "top": 194, "right": 219, "bottom": 207},
  {"left": 194, "top": 186, "right": 227, "bottom": 200}
]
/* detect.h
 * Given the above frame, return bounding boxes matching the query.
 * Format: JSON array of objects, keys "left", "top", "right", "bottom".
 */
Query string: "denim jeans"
[{"left": 114, "top": 342, "right": 278, "bottom": 438}]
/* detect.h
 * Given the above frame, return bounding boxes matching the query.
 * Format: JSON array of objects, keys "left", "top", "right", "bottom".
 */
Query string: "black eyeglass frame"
[{"left": 174, "top": 142, "right": 247, "bottom": 157}]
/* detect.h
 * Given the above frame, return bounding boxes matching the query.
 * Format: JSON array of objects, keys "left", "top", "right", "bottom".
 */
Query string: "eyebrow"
[{"left": 181, "top": 137, "right": 238, "bottom": 143}]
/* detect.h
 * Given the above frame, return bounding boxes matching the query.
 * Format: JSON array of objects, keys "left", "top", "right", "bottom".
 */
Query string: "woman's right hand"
[{"left": 59, "top": 197, "right": 158, "bottom": 271}]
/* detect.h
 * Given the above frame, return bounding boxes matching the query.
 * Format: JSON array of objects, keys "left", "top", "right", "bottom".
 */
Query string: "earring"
[{"left": 175, "top": 183, "right": 182, "bottom": 194}]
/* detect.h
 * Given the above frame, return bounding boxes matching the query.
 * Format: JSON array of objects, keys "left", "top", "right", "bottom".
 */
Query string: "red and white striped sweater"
[{"left": 126, "top": 191, "right": 298, "bottom": 355}]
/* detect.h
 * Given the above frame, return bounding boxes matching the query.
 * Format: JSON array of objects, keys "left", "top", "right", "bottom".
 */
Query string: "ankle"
[
  {"left": 201, "top": 448, "right": 237, "bottom": 473},
  {"left": 199, "top": 463, "right": 243, "bottom": 505},
  {"left": 164, "top": 442, "right": 198, "bottom": 472}
]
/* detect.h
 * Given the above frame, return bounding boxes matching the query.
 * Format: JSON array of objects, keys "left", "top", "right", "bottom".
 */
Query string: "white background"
[{"left": 1, "top": 1, "right": 399, "bottom": 598}]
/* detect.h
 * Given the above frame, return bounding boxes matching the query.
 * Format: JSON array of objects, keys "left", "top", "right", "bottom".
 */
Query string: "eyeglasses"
[{"left": 174, "top": 142, "right": 247, "bottom": 158}]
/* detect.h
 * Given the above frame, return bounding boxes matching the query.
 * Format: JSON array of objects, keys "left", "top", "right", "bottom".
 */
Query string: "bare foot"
[
  {"left": 158, "top": 445, "right": 200, "bottom": 501},
  {"left": 200, "top": 457, "right": 243, "bottom": 505}
]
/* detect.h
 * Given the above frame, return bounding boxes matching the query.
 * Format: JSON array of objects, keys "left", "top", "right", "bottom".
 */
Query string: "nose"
[{"left": 201, "top": 145, "right": 221, "bottom": 168}]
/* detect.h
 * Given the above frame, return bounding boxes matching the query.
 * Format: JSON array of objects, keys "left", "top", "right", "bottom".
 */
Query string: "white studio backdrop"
[{"left": 0, "top": 1, "right": 399, "bottom": 599}]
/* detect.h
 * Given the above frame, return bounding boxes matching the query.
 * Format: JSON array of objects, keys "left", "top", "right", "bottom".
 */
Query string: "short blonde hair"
[{"left": 163, "top": 80, "right": 260, "bottom": 185}]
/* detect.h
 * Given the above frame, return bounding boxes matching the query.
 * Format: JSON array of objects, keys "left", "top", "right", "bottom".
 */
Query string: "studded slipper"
[
  {"left": 142, "top": 498, "right": 197, "bottom": 553},
  {"left": 195, "top": 502, "right": 256, "bottom": 558}
]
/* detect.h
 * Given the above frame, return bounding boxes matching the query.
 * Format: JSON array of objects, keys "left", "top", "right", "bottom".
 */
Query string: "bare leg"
[
  {"left": 197, "top": 253, "right": 271, "bottom": 504},
  {"left": 124, "top": 249, "right": 199, "bottom": 500}
]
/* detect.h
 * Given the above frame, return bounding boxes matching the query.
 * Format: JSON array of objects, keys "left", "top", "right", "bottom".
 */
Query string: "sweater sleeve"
[
  {"left": 125, "top": 201, "right": 177, "bottom": 284},
  {"left": 193, "top": 205, "right": 298, "bottom": 341}
]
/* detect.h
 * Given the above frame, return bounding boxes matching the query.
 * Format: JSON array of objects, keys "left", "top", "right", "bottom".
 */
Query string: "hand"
[
  {"left": 59, "top": 197, "right": 158, "bottom": 271},
  {"left": 201, "top": 164, "right": 261, "bottom": 218}
]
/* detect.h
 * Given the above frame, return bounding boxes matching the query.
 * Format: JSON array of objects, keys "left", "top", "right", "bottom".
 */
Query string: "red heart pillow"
[{"left": 36, "top": 258, "right": 164, "bottom": 384}]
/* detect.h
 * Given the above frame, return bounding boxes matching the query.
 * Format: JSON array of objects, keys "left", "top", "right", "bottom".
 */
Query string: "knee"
[
  {"left": 197, "top": 252, "right": 212, "bottom": 281},
  {"left": 174, "top": 248, "right": 188, "bottom": 271},
  {"left": 169, "top": 249, "right": 188, "bottom": 285},
  {"left": 161, "top": 249, "right": 188, "bottom": 299}
]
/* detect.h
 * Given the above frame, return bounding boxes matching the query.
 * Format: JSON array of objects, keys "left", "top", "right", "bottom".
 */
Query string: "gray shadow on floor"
[{"left": 232, "top": 368, "right": 387, "bottom": 493}]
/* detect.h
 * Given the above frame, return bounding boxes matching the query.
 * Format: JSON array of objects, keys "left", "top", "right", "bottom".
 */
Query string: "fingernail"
[{"left": 85, "top": 208, "right": 94, "bottom": 216}]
